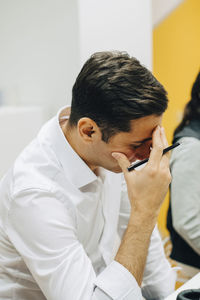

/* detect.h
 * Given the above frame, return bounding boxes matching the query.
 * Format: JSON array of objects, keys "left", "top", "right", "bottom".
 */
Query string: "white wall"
[
  {"left": 0, "top": 0, "right": 80, "bottom": 117},
  {"left": 0, "top": 0, "right": 152, "bottom": 116},
  {"left": 78, "top": 0, "right": 152, "bottom": 70},
  {"left": 152, "top": 0, "right": 184, "bottom": 27},
  {"left": 0, "top": 106, "right": 44, "bottom": 178},
  {"left": 0, "top": 0, "right": 152, "bottom": 176}
]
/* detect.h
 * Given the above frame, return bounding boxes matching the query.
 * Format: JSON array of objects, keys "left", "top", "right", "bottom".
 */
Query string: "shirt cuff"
[
  {"left": 94, "top": 260, "right": 143, "bottom": 300},
  {"left": 142, "top": 267, "right": 177, "bottom": 300}
]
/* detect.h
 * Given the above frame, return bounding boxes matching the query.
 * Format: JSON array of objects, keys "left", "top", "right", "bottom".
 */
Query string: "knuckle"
[
  {"left": 147, "top": 167, "right": 157, "bottom": 177},
  {"left": 160, "top": 169, "right": 171, "bottom": 182},
  {"left": 167, "top": 173, "right": 172, "bottom": 183},
  {"left": 155, "top": 144, "right": 163, "bottom": 152}
]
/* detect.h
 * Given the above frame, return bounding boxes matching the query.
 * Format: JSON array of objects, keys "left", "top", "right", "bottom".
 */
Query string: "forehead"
[{"left": 111, "top": 114, "right": 162, "bottom": 143}]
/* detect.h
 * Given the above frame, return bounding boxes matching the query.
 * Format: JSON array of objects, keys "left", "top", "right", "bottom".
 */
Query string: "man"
[{"left": 0, "top": 51, "right": 176, "bottom": 299}]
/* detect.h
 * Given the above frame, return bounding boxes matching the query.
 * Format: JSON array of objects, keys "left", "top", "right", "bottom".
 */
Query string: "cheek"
[
  {"left": 135, "top": 144, "right": 151, "bottom": 160},
  {"left": 125, "top": 149, "right": 137, "bottom": 161}
]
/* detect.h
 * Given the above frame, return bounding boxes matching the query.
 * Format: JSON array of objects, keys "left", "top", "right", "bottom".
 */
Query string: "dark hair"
[
  {"left": 174, "top": 71, "right": 200, "bottom": 136},
  {"left": 69, "top": 51, "right": 168, "bottom": 142}
]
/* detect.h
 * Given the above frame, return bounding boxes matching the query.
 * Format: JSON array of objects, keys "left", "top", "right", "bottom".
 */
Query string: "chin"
[
  {"left": 112, "top": 169, "right": 123, "bottom": 173},
  {"left": 105, "top": 165, "right": 123, "bottom": 173}
]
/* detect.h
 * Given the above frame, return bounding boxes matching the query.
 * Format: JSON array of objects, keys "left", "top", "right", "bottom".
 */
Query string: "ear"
[{"left": 77, "top": 118, "right": 102, "bottom": 142}]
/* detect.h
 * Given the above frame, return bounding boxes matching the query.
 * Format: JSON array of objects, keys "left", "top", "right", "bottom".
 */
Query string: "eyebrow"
[{"left": 131, "top": 137, "right": 152, "bottom": 144}]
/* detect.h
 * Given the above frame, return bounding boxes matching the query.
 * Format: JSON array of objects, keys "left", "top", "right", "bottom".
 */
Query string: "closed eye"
[{"left": 130, "top": 144, "right": 142, "bottom": 149}]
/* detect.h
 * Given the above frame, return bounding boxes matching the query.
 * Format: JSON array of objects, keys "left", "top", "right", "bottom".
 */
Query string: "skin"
[
  {"left": 63, "top": 114, "right": 162, "bottom": 173},
  {"left": 113, "top": 126, "right": 171, "bottom": 285},
  {"left": 61, "top": 111, "right": 171, "bottom": 286}
]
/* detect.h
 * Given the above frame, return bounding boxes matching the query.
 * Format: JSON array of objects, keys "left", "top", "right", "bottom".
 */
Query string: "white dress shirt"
[{"left": 0, "top": 107, "right": 176, "bottom": 300}]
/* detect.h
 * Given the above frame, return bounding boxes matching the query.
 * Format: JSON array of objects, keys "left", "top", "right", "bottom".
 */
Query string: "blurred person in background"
[{"left": 167, "top": 71, "right": 200, "bottom": 280}]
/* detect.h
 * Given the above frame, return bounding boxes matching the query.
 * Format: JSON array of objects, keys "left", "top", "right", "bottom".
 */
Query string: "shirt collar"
[{"left": 46, "top": 106, "right": 98, "bottom": 188}]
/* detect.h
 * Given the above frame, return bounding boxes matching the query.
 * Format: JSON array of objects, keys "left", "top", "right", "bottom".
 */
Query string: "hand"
[{"left": 112, "top": 126, "right": 171, "bottom": 217}]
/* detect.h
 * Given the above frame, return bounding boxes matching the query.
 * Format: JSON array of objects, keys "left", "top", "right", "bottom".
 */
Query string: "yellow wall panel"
[{"left": 153, "top": 0, "right": 200, "bottom": 236}]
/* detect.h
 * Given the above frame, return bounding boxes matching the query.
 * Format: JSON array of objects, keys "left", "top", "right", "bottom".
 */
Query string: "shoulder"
[
  {"left": 171, "top": 137, "right": 200, "bottom": 165},
  {"left": 10, "top": 128, "right": 67, "bottom": 199}
]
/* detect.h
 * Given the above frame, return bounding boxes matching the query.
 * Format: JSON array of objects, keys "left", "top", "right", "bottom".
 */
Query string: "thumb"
[{"left": 112, "top": 152, "right": 130, "bottom": 172}]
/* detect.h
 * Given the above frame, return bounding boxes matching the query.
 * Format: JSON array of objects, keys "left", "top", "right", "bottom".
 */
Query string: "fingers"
[
  {"left": 112, "top": 152, "right": 130, "bottom": 173},
  {"left": 147, "top": 126, "right": 164, "bottom": 169},
  {"left": 160, "top": 127, "right": 171, "bottom": 170},
  {"left": 160, "top": 127, "right": 168, "bottom": 148},
  {"left": 160, "top": 127, "right": 170, "bottom": 159},
  {"left": 112, "top": 126, "right": 170, "bottom": 174}
]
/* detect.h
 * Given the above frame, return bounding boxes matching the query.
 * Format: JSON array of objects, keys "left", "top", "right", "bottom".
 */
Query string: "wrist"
[{"left": 129, "top": 209, "right": 158, "bottom": 230}]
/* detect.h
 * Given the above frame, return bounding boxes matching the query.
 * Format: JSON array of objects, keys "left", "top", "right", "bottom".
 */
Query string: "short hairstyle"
[{"left": 69, "top": 51, "right": 168, "bottom": 142}]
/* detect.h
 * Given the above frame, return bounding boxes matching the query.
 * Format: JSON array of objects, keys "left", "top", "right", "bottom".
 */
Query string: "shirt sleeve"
[
  {"left": 170, "top": 137, "right": 200, "bottom": 255},
  {"left": 118, "top": 178, "right": 177, "bottom": 300},
  {"left": 94, "top": 261, "right": 143, "bottom": 299},
  {"left": 6, "top": 188, "right": 142, "bottom": 300},
  {"left": 142, "top": 226, "right": 177, "bottom": 300}
]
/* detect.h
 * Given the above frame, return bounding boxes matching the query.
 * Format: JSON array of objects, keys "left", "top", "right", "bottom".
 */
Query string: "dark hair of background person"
[
  {"left": 69, "top": 51, "right": 168, "bottom": 142},
  {"left": 174, "top": 71, "right": 200, "bottom": 136}
]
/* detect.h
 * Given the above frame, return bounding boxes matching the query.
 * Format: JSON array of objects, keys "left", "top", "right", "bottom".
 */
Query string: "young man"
[{"left": 0, "top": 51, "right": 176, "bottom": 299}]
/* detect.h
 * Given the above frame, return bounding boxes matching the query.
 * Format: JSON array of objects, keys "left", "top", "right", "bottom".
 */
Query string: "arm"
[
  {"left": 118, "top": 194, "right": 176, "bottom": 299},
  {"left": 113, "top": 126, "right": 174, "bottom": 294},
  {"left": 6, "top": 188, "right": 143, "bottom": 300},
  {"left": 170, "top": 137, "right": 200, "bottom": 255},
  {"left": 142, "top": 226, "right": 176, "bottom": 300}
]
